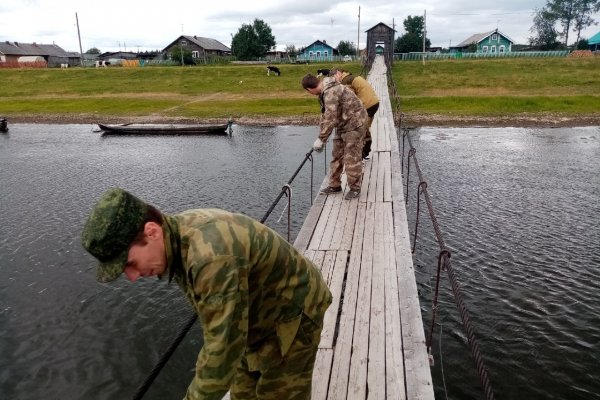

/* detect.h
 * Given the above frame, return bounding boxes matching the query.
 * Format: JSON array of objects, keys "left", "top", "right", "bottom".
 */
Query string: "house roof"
[
  {"left": 454, "top": 30, "right": 515, "bottom": 48},
  {"left": 163, "top": 35, "right": 231, "bottom": 52},
  {"left": 365, "top": 22, "right": 396, "bottom": 33},
  {"left": 302, "top": 40, "right": 335, "bottom": 50},
  {"left": 589, "top": 31, "right": 600, "bottom": 45},
  {"left": 0, "top": 41, "right": 71, "bottom": 57}
]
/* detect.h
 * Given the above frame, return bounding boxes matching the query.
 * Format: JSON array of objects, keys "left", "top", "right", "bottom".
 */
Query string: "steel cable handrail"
[
  {"left": 130, "top": 148, "right": 320, "bottom": 400},
  {"left": 388, "top": 65, "right": 496, "bottom": 400}
]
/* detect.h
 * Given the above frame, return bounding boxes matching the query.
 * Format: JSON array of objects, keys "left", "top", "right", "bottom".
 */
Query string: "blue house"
[
  {"left": 297, "top": 40, "right": 337, "bottom": 62},
  {"left": 450, "top": 29, "right": 514, "bottom": 54}
]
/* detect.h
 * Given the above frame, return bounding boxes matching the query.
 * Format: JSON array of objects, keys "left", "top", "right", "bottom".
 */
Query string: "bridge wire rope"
[
  {"left": 130, "top": 148, "right": 322, "bottom": 400},
  {"left": 388, "top": 64, "right": 496, "bottom": 400}
]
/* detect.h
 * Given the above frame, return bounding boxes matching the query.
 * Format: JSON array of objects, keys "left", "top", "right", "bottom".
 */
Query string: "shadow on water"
[{"left": 0, "top": 123, "right": 324, "bottom": 400}]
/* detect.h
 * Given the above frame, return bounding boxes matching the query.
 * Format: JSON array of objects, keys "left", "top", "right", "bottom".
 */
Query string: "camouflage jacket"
[
  {"left": 318, "top": 77, "right": 368, "bottom": 143},
  {"left": 161, "top": 209, "right": 332, "bottom": 400},
  {"left": 340, "top": 72, "right": 380, "bottom": 109}
]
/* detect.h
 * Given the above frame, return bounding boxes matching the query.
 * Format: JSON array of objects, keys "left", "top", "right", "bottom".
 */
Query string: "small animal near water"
[
  {"left": 266, "top": 65, "right": 281, "bottom": 76},
  {"left": 317, "top": 68, "right": 331, "bottom": 77}
]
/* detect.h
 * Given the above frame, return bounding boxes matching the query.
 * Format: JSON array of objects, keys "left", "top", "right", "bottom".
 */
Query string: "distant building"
[
  {"left": 589, "top": 31, "right": 600, "bottom": 51},
  {"left": 450, "top": 29, "right": 514, "bottom": 54},
  {"left": 163, "top": 35, "right": 231, "bottom": 61},
  {"left": 0, "top": 41, "right": 80, "bottom": 67},
  {"left": 297, "top": 40, "right": 338, "bottom": 62}
]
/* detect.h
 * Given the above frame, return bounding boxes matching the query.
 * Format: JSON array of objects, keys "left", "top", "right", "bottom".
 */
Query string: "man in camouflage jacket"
[
  {"left": 331, "top": 68, "right": 379, "bottom": 160},
  {"left": 301, "top": 73, "right": 368, "bottom": 200},
  {"left": 81, "top": 188, "right": 332, "bottom": 400}
]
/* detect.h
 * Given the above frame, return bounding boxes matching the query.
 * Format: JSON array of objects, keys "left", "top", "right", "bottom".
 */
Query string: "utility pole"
[
  {"left": 180, "top": 24, "right": 184, "bottom": 66},
  {"left": 75, "top": 12, "right": 84, "bottom": 66},
  {"left": 357, "top": 6, "right": 361, "bottom": 60},
  {"left": 422, "top": 9, "right": 427, "bottom": 65}
]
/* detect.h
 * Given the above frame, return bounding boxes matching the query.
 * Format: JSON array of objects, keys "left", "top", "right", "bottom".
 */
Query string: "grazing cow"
[
  {"left": 60, "top": 63, "right": 69, "bottom": 69},
  {"left": 266, "top": 65, "right": 281, "bottom": 76},
  {"left": 95, "top": 60, "right": 107, "bottom": 68},
  {"left": 316, "top": 68, "right": 330, "bottom": 77}
]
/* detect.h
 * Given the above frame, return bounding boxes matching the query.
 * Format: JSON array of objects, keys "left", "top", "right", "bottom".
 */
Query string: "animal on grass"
[
  {"left": 316, "top": 68, "right": 330, "bottom": 77},
  {"left": 266, "top": 65, "right": 281, "bottom": 76}
]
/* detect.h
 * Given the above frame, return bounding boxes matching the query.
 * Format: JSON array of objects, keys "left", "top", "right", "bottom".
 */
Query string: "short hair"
[
  {"left": 131, "top": 204, "right": 163, "bottom": 245},
  {"left": 330, "top": 67, "right": 345, "bottom": 75},
  {"left": 301, "top": 74, "right": 320, "bottom": 90}
]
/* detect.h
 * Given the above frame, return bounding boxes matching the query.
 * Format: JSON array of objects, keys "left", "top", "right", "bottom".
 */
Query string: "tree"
[
  {"left": 170, "top": 47, "right": 194, "bottom": 65},
  {"left": 546, "top": 0, "right": 578, "bottom": 46},
  {"left": 572, "top": 0, "right": 600, "bottom": 44},
  {"left": 285, "top": 44, "right": 297, "bottom": 57},
  {"left": 529, "top": 7, "right": 563, "bottom": 50},
  {"left": 337, "top": 41, "right": 356, "bottom": 56},
  {"left": 85, "top": 47, "right": 101, "bottom": 54},
  {"left": 231, "top": 18, "right": 275, "bottom": 60},
  {"left": 394, "top": 15, "right": 431, "bottom": 53}
]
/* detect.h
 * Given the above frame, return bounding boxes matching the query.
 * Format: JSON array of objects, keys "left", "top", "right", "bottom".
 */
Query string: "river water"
[{"left": 0, "top": 124, "right": 598, "bottom": 399}]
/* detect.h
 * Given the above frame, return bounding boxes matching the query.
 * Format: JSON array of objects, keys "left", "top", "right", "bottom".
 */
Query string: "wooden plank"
[
  {"left": 367, "top": 203, "right": 386, "bottom": 399},
  {"left": 367, "top": 152, "right": 378, "bottom": 203},
  {"left": 320, "top": 250, "right": 348, "bottom": 349},
  {"left": 312, "top": 349, "right": 334, "bottom": 400},
  {"left": 308, "top": 194, "right": 335, "bottom": 250},
  {"left": 327, "top": 202, "right": 367, "bottom": 399},
  {"left": 294, "top": 182, "right": 327, "bottom": 251},
  {"left": 383, "top": 202, "right": 406, "bottom": 400},
  {"left": 359, "top": 156, "right": 372, "bottom": 203},
  {"left": 347, "top": 202, "right": 375, "bottom": 399},
  {"left": 330, "top": 197, "right": 353, "bottom": 250},
  {"left": 376, "top": 151, "right": 386, "bottom": 202},
  {"left": 339, "top": 200, "right": 358, "bottom": 250},
  {"left": 319, "top": 193, "right": 344, "bottom": 250},
  {"left": 383, "top": 152, "right": 393, "bottom": 203}
]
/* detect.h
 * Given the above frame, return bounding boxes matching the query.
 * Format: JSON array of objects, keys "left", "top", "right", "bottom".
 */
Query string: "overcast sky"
[{"left": 1, "top": 0, "right": 599, "bottom": 53}]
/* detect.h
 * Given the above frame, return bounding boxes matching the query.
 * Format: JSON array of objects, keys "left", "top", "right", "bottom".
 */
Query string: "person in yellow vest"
[{"left": 331, "top": 67, "right": 379, "bottom": 160}]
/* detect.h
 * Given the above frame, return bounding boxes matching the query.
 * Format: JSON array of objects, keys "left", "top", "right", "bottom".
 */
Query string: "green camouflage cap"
[{"left": 81, "top": 188, "right": 148, "bottom": 282}]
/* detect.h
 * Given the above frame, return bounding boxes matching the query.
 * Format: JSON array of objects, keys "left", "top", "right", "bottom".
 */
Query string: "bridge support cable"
[{"left": 387, "top": 65, "right": 496, "bottom": 400}]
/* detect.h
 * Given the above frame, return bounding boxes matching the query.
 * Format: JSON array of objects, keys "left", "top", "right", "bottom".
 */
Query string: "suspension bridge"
[{"left": 295, "top": 55, "right": 434, "bottom": 399}]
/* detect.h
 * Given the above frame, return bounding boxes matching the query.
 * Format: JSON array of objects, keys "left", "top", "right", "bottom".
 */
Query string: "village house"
[
  {"left": 450, "top": 29, "right": 515, "bottom": 54},
  {"left": 296, "top": 40, "right": 338, "bottom": 62},
  {"left": 0, "top": 41, "right": 80, "bottom": 67},
  {"left": 162, "top": 35, "right": 231, "bottom": 62}
]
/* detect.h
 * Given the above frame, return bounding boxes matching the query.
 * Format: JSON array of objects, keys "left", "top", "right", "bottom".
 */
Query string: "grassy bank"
[
  {"left": 392, "top": 57, "right": 600, "bottom": 116},
  {"left": 1, "top": 58, "right": 599, "bottom": 125}
]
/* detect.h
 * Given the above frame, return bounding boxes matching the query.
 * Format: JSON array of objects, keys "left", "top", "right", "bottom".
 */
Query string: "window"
[
  {"left": 316, "top": 51, "right": 321, "bottom": 58},
  {"left": 181, "top": 40, "right": 187, "bottom": 46},
  {"left": 491, "top": 46, "right": 496, "bottom": 53},
  {"left": 192, "top": 51, "right": 199, "bottom": 58},
  {"left": 309, "top": 51, "right": 314, "bottom": 58},
  {"left": 324, "top": 50, "right": 328, "bottom": 58},
  {"left": 499, "top": 45, "right": 505, "bottom": 53},
  {"left": 491, "top": 34, "right": 498, "bottom": 41},
  {"left": 482, "top": 46, "right": 488, "bottom": 53}
]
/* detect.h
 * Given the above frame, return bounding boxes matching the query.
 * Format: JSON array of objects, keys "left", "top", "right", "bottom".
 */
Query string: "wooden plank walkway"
[{"left": 294, "top": 56, "right": 435, "bottom": 399}]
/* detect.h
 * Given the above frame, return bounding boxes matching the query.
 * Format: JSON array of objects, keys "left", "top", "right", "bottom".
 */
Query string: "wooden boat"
[
  {"left": 97, "top": 122, "right": 230, "bottom": 135},
  {"left": 0, "top": 117, "right": 8, "bottom": 133}
]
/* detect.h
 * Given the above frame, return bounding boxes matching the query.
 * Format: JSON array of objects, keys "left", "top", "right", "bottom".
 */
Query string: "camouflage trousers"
[
  {"left": 363, "top": 103, "right": 379, "bottom": 159},
  {"left": 230, "top": 314, "right": 323, "bottom": 400},
  {"left": 329, "top": 126, "right": 366, "bottom": 191}
]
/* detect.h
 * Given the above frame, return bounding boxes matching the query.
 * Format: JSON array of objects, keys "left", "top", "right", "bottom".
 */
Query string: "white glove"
[{"left": 313, "top": 138, "right": 325, "bottom": 152}]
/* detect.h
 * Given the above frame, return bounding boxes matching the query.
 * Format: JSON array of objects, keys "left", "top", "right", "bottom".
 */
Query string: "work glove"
[{"left": 313, "top": 138, "right": 325, "bottom": 153}]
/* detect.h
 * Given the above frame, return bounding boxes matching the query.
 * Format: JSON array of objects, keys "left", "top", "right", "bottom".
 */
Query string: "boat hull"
[{"left": 98, "top": 123, "right": 229, "bottom": 135}]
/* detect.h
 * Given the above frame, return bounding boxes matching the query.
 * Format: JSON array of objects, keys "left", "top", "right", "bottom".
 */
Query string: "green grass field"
[{"left": 1, "top": 57, "right": 598, "bottom": 121}]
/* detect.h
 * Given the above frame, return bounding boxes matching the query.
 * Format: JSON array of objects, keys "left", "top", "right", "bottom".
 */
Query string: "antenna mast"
[
  {"left": 357, "top": 6, "right": 361, "bottom": 60},
  {"left": 75, "top": 12, "right": 84, "bottom": 66}
]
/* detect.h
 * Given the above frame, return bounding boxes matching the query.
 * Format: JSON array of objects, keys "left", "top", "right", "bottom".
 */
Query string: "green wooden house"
[
  {"left": 589, "top": 31, "right": 600, "bottom": 51},
  {"left": 450, "top": 29, "right": 514, "bottom": 54},
  {"left": 297, "top": 40, "right": 337, "bottom": 62}
]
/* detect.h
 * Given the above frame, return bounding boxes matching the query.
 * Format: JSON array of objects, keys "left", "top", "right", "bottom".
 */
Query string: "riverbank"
[{"left": 6, "top": 111, "right": 600, "bottom": 128}]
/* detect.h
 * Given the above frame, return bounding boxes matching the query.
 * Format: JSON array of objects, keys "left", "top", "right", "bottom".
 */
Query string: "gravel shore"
[{"left": 5, "top": 112, "right": 600, "bottom": 128}]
